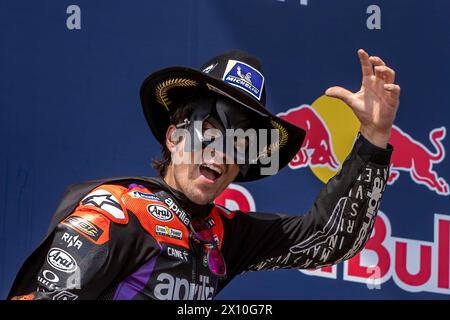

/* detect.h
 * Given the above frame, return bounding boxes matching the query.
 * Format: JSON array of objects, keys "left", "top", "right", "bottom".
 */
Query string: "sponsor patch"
[
  {"left": 43, "top": 270, "right": 60, "bottom": 283},
  {"left": 202, "top": 62, "right": 218, "bottom": 74},
  {"left": 156, "top": 225, "right": 183, "bottom": 240},
  {"left": 47, "top": 248, "right": 78, "bottom": 273},
  {"left": 63, "top": 215, "right": 104, "bottom": 241},
  {"left": 52, "top": 291, "right": 78, "bottom": 300},
  {"left": 81, "top": 189, "right": 125, "bottom": 220},
  {"left": 222, "top": 60, "right": 264, "bottom": 101},
  {"left": 61, "top": 232, "right": 83, "bottom": 249},
  {"left": 167, "top": 246, "right": 189, "bottom": 262},
  {"left": 148, "top": 204, "right": 173, "bottom": 222},
  {"left": 37, "top": 269, "right": 60, "bottom": 290},
  {"left": 164, "top": 197, "right": 190, "bottom": 226},
  {"left": 129, "top": 190, "right": 160, "bottom": 201},
  {"left": 154, "top": 273, "right": 214, "bottom": 300}
]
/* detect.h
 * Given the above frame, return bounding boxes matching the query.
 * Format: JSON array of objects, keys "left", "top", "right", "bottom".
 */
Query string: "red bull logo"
[
  {"left": 388, "top": 125, "right": 448, "bottom": 195},
  {"left": 279, "top": 95, "right": 449, "bottom": 196},
  {"left": 278, "top": 105, "right": 339, "bottom": 170}
]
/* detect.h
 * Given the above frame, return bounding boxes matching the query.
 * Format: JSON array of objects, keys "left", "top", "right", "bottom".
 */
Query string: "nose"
[{"left": 203, "top": 146, "right": 226, "bottom": 164}]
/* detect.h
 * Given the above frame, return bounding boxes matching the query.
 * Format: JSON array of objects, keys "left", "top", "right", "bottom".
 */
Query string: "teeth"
[{"left": 203, "top": 163, "right": 222, "bottom": 175}]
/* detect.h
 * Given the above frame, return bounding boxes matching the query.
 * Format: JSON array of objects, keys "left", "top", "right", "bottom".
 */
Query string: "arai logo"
[
  {"left": 147, "top": 205, "right": 173, "bottom": 222},
  {"left": 47, "top": 248, "right": 78, "bottom": 273}
]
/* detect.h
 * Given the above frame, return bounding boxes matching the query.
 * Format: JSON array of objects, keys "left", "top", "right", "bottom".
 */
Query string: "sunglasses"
[
  {"left": 176, "top": 117, "right": 260, "bottom": 165},
  {"left": 189, "top": 218, "right": 227, "bottom": 278}
]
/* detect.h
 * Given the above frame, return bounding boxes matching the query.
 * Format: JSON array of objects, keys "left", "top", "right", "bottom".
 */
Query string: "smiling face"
[{"left": 163, "top": 120, "right": 240, "bottom": 205}]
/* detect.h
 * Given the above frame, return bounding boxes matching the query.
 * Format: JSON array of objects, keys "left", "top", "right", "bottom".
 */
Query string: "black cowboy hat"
[{"left": 140, "top": 50, "right": 306, "bottom": 182}]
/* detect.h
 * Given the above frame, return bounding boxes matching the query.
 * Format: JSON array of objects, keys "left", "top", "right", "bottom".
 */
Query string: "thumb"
[{"left": 325, "top": 86, "right": 354, "bottom": 105}]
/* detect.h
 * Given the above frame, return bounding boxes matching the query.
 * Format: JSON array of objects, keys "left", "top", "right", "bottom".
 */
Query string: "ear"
[{"left": 165, "top": 124, "right": 181, "bottom": 153}]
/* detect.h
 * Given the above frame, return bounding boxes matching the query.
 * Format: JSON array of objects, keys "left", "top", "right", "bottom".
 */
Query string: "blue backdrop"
[{"left": 1, "top": 0, "right": 449, "bottom": 299}]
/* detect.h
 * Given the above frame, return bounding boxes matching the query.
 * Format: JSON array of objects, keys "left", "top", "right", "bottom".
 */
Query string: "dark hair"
[{"left": 151, "top": 98, "right": 196, "bottom": 177}]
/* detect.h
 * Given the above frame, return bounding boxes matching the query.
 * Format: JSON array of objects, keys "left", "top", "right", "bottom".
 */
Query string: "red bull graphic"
[
  {"left": 213, "top": 96, "right": 449, "bottom": 296},
  {"left": 388, "top": 125, "right": 448, "bottom": 196},
  {"left": 214, "top": 183, "right": 256, "bottom": 213},
  {"left": 303, "top": 211, "right": 450, "bottom": 295},
  {"left": 279, "top": 96, "right": 449, "bottom": 196},
  {"left": 278, "top": 105, "right": 340, "bottom": 170},
  {"left": 216, "top": 182, "right": 450, "bottom": 295},
  {"left": 275, "top": 95, "right": 450, "bottom": 295}
]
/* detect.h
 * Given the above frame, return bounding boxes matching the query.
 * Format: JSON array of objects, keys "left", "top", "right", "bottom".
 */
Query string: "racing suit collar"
[{"left": 154, "top": 176, "right": 213, "bottom": 219}]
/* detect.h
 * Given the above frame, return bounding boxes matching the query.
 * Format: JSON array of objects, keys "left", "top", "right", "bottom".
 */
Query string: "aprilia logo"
[
  {"left": 154, "top": 273, "right": 214, "bottom": 300},
  {"left": 164, "top": 197, "right": 190, "bottom": 226}
]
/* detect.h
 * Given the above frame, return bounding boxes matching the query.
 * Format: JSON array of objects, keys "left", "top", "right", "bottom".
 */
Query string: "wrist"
[{"left": 360, "top": 126, "right": 391, "bottom": 149}]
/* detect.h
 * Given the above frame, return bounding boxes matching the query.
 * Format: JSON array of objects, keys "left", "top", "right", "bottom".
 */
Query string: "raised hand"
[{"left": 325, "top": 49, "right": 400, "bottom": 148}]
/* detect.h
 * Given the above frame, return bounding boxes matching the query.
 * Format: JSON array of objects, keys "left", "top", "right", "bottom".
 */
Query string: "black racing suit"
[{"left": 8, "top": 134, "right": 392, "bottom": 300}]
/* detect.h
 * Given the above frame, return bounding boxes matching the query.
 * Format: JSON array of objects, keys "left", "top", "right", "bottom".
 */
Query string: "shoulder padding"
[{"left": 78, "top": 184, "right": 129, "bottom": 224}]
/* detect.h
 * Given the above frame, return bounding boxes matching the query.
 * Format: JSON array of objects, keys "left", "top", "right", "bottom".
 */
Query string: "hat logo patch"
[
  {"left": 222, "top": 60, "right": 264, "bottom": 101},
  {"left": 236, "top": 65, "right": 253, "bottom": 84},
  {"left": 202, "top": 62, "right": 218, "bottom": 74}
]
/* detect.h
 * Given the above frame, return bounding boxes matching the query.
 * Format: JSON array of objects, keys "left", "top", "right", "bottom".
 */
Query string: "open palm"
[{"left": 325, "top": 49, "right": 400, "bottom": 148}]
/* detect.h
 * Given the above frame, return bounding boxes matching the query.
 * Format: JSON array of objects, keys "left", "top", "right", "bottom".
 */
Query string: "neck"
[
  {"left": 163, "top": 165, "right": 179, "bottom": 192},
  {"left": 159, "top": 169, "right": 214, "bottom": 218}
]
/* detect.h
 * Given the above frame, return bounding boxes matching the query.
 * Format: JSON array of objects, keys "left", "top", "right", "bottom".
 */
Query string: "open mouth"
[{"left": 199, "top": 163, "right": 223, "bottom": 182}]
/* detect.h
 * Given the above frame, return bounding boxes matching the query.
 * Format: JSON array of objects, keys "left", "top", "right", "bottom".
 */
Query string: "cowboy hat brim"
[{"left": 140, "top": 66, "right": 306, "bottom": 182}]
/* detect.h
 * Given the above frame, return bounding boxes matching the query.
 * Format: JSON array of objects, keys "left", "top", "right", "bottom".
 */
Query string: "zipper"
[
  {"left": 190, "top": 232, "right": 198, "bottom": 297},
  {"left": 190, "top": 233, "right": 206, "bottom": 299},
  {"left": 191, "top": 252, "right": 197, "bottom": 285}
]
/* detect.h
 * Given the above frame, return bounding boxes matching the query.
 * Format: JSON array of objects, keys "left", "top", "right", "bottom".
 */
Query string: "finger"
[
  {"left": 374, "top": 66, "right": 386, "bottom": 83},
  {"left": 384, "top": 84, "right": 401, "bottom": 107},
  {"left": 369, "top": 56, "right": 386, "bottom": 67},
  {"left": 384, "top": 83, "right": 401, "bottom": 96},
  {"left": 325, "top": 86, "right": 354, "bottom": 105},
  {"left": 358, "top": 49, "right": 373, "bottom": 79},
  {"left": 375, "top": 65, "right": 396, "bottom": 84}
]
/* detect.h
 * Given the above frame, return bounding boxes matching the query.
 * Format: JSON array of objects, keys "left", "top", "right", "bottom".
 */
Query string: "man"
[{"left": 9, "top": 49, "right": 399, "bottom": 300}]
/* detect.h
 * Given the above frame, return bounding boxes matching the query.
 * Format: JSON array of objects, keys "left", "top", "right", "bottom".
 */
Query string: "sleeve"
[
  {"left": 221, "top": 133, "right": 393, "bottom": 276},
  {"left": 14, "top": 185, "right": 158, "bottom": 300},
  {"left": 31, "top": 211, "right": 115, "bottom": 300}
]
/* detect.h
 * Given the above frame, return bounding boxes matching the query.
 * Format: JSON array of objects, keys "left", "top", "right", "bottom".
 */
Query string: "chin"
[
  {"left": 190, "top": 192, "right": 215, "bottom": 205},
  {"left": 184, "top": 185, "right": 214, "bottom": 205}
]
